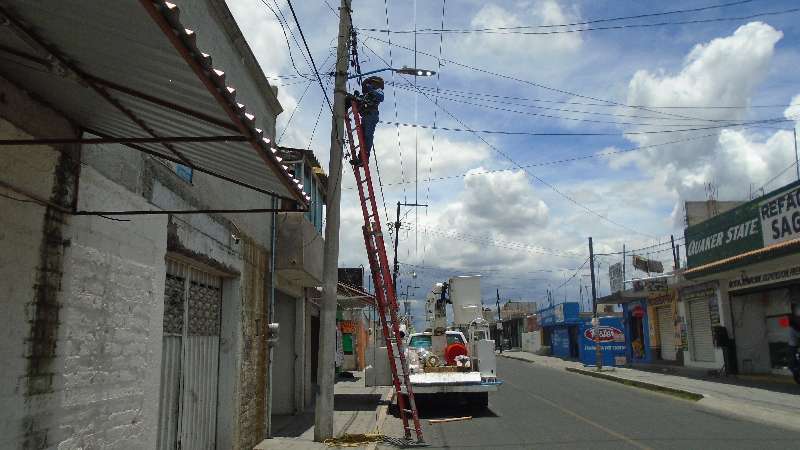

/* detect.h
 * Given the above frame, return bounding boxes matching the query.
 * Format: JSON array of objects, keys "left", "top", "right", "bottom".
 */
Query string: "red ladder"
[{"left": 344, "top": 99, "right": 423, "bottom": 443}]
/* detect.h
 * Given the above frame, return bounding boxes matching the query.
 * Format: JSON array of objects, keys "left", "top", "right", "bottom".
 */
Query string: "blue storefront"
[
  {"left": 539, "top": 303, "right": 582, "bottom": 359},
  {"left": 578, "top": 316, "right": 628, "bottom": 367},
  {"left": 621, "top": 299, "right": 654, "bottom": 364}
]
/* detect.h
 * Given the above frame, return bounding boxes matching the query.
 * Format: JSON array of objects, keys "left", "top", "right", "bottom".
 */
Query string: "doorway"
[{"left": 158, "top": 259, "right": 223, "bottom": 450}]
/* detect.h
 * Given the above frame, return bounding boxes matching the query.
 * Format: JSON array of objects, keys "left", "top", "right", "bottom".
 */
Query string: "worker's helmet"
[{"left": 362, "top": 76, "right": 384, "bottom": 90}]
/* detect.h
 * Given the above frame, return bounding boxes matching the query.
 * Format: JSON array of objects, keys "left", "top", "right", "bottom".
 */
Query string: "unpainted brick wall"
[{"left": 236, "top": 238, "right": 269, "bottom": 450}]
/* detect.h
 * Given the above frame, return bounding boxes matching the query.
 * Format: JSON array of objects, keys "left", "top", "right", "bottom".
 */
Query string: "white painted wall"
[
  {"left": 0, "top": 120, "right": 59, "bottom": 450},
  {"left": 54, "top": 165, "right": 169, "bottom": 449}
]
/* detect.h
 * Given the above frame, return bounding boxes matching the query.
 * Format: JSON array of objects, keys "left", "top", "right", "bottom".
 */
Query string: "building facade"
[
  {"left": 682, "top": 180, "right": 800, "bottom": 375},
  {"left": 0, "top": 1, "right": 323, "bottom": 449}
]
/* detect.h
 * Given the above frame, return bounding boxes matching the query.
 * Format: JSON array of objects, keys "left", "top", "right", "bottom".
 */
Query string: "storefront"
[
  {"left": 649, "top": 292, "right": 681, "bottom": 362},
  {"left": 600, "top": 277, "right": 679, "bottom": 366},
  {"left": 683, "top": 179, "right": 800, "bottom": 374},
  {"left": 725, "top": 260, "right": 800, "bottom": 374},
  {"left": 539, "top": 303, "right": 582, "bottom": 359},
  {"left": 622, "top": 300, "right": 653, "bottom": 363}
]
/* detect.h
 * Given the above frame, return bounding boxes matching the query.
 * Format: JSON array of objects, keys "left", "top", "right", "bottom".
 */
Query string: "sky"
[{"left": 224, "top": 0, "right": 800, "bottom": 326}]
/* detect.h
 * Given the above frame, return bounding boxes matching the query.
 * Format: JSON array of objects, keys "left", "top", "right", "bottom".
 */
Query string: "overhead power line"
[
  {"left": 359, "top": 41, "right": 655, "bottom": 238},
  {"left": 361, "top": 35, "right": 761, "bottom": 123},
  {"left": 385, "top": 81, "right": 797, "bottom": 111},
  {"left": 285, "top": 0, "right": 334, "bottom": 112},
  {"left": 258, "top": 0, "right": 313, "bottom": 80},
  {"left": 361, "top": 6, "right": 800, "bottom": 36},
  {"left": 370, "top": 132, "right": 723, "bottom": 188},
  {"left": 399, "top": 223, "right": 586, "bottom": 258},
  {"left": 378, "top": 117, "right": 794, "bottom": 137},
  {"left": 359, "top": 0, "right": 755, "bottom": 33}
]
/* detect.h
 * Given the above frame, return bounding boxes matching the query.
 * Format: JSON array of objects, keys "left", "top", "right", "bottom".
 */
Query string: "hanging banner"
[{"left": 632, "top": 255, "right": 664, "bottom": 273}]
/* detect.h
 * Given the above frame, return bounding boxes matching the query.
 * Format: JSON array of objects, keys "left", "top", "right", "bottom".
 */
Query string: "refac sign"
[{"left": 584, "top": 326, "right": 624, "bottom": 343}]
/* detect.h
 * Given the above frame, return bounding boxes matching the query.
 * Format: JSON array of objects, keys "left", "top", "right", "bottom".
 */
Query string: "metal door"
[
  {"left": 656, "top": 307, "right": 676, "bottom": 361},
  {"left": 688, "top": 299, "right": 715, "bottom": 362},
  {"left": 158, "top": 259, "right": 222, "bottom": 450}
]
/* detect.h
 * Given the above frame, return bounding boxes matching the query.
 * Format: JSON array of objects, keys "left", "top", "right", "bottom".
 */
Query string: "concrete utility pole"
[
  {"left": 589, "top": 237, "right": 602, "bottom": 370},
  {"left": 315, "top": 0, "right": 351, "bottom": 441},
  {"left": 496, "top": 289, "right": 503, "bottom": 353}
]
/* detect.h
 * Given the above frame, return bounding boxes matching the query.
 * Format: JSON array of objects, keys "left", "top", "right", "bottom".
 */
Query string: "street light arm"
[{"left": 345, "top": 66, "right": 437, "bottom": 80}]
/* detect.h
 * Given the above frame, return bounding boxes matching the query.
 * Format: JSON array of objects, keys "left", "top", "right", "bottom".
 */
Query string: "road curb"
[
  {"left": 565, "top": 367, "right": 704, "bottom": 401},
  {"left": 497, "top": 354, "right": 535, "bottom": 364}
]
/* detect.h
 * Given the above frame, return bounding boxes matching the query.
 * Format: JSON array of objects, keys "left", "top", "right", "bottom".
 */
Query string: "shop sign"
[
  {"left": 609, "top": 263, "right": 623, "bottom": 293},
  {"left": 632, "top": 255, "right": 663, "bottom": 273},
  {"left": 584, "top": 326, "right": 625, "bottom": 343},
  {"left": 632, "top": 277, "right": 668, "bottom": 294},
  {"left": 727, "top": 264, "right": 800, "bottom": 291},
  {"left": 554, "top": 303, "right": 565, "bottom": 323},
  {"left": 648, "top": 293, "right": 673, "bottom": 307},
  {"left": 631, "top": 305, "right": 646, "bottom": 318},
  {"left": 684, "top": 180, "right": 800, "bottom": 268}
]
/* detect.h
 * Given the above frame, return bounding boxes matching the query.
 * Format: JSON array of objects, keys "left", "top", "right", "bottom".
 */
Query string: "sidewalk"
[
  {"left": 255, "top": 371, "right": 393, "bottom": 450},
  {"left": 500, "top": 351, "right": 800, "bottom": 432}
]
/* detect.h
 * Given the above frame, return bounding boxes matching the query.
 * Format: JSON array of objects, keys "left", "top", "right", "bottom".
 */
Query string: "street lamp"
[{"left": 344, "top": 66, "right": 437, "bottom": 80}]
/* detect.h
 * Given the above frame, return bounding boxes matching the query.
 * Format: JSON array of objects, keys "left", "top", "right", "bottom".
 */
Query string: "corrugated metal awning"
[{"left": 0, "top": 0, "right": 309, "bottom": 208}]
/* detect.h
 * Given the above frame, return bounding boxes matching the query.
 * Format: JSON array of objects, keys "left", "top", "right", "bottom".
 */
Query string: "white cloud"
[
  {"left": 446, "top": 1, "right": 583, "bottom": 81},
  {"left": 608, "top": 22, "right": 794, "bottom": 224}
]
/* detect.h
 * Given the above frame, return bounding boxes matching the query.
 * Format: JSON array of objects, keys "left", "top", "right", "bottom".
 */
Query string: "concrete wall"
[{"left": 0, "top": 104, "right": 168, "bottom": 449}]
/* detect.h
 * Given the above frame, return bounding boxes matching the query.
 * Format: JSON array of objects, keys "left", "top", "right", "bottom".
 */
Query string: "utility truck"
[{"left": 366, "top": 275, "right": 502, "bottom": 409}]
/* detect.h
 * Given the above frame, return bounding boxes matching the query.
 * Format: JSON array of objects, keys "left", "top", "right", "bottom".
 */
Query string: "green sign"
[{"left": 685, "top": 179, "right": 800, "bottom": 268}]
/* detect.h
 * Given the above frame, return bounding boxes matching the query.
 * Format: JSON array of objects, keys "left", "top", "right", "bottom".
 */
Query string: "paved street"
[{"left": 379, "top": 357, "right": 800, "bottom": 449}]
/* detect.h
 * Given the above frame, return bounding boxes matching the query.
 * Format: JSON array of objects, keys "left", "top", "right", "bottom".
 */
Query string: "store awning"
[
  {"left": 336, "top": 282, "right": 376, "bottom": 309},
  {"left": 0, "top": 1, "right": 308, "bottom": 208}
]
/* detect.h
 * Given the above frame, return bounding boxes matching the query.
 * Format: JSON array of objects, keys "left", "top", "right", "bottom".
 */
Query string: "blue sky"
[{"left": 226, "top": 0, "right": 800, "bottom": 323}]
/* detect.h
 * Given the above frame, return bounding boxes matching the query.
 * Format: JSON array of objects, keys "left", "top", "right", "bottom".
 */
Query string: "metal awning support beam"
[
  {"left": 0, "top": 135, "right": 247, "bottom": 146},
  {"left": 83, "top": 128, "right": 300, "bottom": 205},
  {"left": 74, "top": 207, "right": 302, "bottom": 216}
]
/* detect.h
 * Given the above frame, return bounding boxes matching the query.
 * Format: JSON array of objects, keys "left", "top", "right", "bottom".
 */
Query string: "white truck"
[{"left": 365, "top": 276, "right": 502, "bottom": 409}]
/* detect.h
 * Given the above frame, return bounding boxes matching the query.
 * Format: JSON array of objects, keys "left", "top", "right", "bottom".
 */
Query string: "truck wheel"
[{"left": 471, "top": 393, "right": 489, "bottom": 410}]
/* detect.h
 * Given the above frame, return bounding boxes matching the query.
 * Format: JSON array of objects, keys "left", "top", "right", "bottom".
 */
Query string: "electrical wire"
[
  {"left": 387, "top": 83, "right": 792, "bottom": 110},
  {"left": 258, "top": 0, "right": 313, "bottom": 80},
  {"left": 422, "top": 0, "right": 446, "bottom": 272},
  {"left": 361, "top": 6, "right": 800, "bottom": 36},
  {"left": 359, "top": 0, "right": 755, "bottom": 33},
  {"left": 371, "top": 132, "right": 721, "bottom": 188},
  {"left": 285, "top": 0, "right": 334, "bottom": 112},
  {"left": 387, "top": 82, "right": 786, "bottom": 125},
  {"left": 378, "top": 117, "right": 793, "bottom": 136},
  {"left": 277, "top": 50, "right": 335, "bottom": 143},
  {"left": 360, "top": 41, "right": 655, "bottom": 238},
  {"left": 399, "top": 223, "right": 586, "bottom": 258},
  {"left": 361, "top": 35, "right": 750, "bottom": 123}
]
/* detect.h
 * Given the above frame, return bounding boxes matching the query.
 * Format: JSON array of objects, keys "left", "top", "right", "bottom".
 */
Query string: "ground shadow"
[
  {"left": 389, "top": 399, "right": 499, "bottom": 419},
  {"left": 270, "top": 411, "right": 315, "bottom": 438},
  {"left": 334, "top": 392, "right": 384, "bottom": 411}
]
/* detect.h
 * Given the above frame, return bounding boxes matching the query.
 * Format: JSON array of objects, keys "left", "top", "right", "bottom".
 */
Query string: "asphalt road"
[{"left": 378, "top": 357, "right": 800, "bottom": 449}]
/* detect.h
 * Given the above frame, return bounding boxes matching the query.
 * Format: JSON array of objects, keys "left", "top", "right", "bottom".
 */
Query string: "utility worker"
[{"left": 349, "top": 76, "right": 384, "bottom": 166}]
